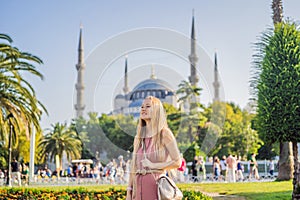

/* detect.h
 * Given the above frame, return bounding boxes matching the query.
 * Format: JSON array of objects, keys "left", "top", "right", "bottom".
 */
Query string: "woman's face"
[{"left": 140, "top": 98, "right": 152, "bottom": 120}]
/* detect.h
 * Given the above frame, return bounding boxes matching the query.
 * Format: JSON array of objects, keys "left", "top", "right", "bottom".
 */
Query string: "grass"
[{"left": 177, "top": 180, "right": 293, "bottom": 200}]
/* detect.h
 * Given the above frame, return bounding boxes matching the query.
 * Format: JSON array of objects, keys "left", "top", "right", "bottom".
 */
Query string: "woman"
[
  {"left": 213, "top": 157, "right": 221, "bottom": 181},
  {"left": 126, "top": 96, "right": 181, "bottom": 200}
]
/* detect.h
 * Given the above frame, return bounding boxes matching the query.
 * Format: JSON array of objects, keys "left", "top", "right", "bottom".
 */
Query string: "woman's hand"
[
  {"left": 141, "top": 158, "right": 154, "bottom": 169},
  {"left": 126, "top": 190, "right": 132, "bottom": 200}
]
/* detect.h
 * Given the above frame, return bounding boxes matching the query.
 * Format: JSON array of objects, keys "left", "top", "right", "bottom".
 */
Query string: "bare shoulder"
[{"left": 161, "top": 128, "right": 176, "bottom": 144}]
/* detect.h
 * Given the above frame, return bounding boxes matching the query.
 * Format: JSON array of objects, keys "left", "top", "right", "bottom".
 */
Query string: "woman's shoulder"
[{"left": 161, "top": 128, "right": 176, "bottom": 143}]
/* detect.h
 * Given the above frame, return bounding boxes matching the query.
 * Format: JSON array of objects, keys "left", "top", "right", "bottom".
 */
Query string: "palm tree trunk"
[
  {"left": 292, "top": 141, "right": 300, "bottom": 199},
  {"left": 55, "top": 154, "right": 60, "bottom": 178},
  {"left": 278, "top": 142, "right": 294, "bottom": 180}
]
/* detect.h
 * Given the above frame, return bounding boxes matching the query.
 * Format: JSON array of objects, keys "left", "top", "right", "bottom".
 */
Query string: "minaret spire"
[
  {"left": 188, "top": 10, "right": 199, "bottom": 87},
  {"left": 75, "top": 24, "right": 85, "bottom": 118},
  {"left": 150, "top": 64, "right": 157, "bottom": 79},
  {"left": 123, "top": 56, "right": 130, "bottom": 94},
  {"left": 213, "top": 51, "right": 220, "bottom": 102}
]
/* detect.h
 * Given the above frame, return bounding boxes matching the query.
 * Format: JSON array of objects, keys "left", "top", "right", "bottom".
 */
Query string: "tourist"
[
  {"left": 11, "top": 158, "right": 21, "bottom": 186},
  {"left": 126, "top": 96, "right": 181, "bottom": 200}
]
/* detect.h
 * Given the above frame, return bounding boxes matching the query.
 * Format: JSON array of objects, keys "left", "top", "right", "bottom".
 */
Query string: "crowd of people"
[
  {"left": 0, "top": 158, "right": 29, "bottom": 186},
  {"left": 1, "top": 153, "right": 277, "bottom": 186},
  {"left": 0, "top": 153, "right": 277, "bottom": 186},
  {"left": 188, "top": 153, "right": 276, "bottom": 183},
  {"left": 34, "top": 155, "right": 131, "bottom": 185}
]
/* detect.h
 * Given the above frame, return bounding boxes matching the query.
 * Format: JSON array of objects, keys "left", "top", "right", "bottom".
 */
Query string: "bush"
[{"left": 0, "top": 187, "right": 212, "bottom": 200}]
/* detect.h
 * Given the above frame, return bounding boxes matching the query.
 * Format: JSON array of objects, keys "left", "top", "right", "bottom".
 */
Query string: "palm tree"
[
  {"left": 0, "top": 33, "right": 46, "bottom": 182},
  {"left": 271, "top": 0, "right": 294, "bottom": 182},
  {"left": 38, "top": 123, "right": 82, "bottom": 172},
  {"left": 0, "top": 33, "right": 46, "bottom": 141},
  {"left": 176, "top": 80, "right": 203, "bottom": 143},
  {"left": 272, "top": 0, "right": 283, "bottom": 24},
  {"left": 176, "top": 80, "right": 202, "bottom": 112}
]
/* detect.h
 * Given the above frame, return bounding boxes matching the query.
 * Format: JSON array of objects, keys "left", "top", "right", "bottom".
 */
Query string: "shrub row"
[{"left": 0, "top": 187, "right": 212, "bottom": 200}]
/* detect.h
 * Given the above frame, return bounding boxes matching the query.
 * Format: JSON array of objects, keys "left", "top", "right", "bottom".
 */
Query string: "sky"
[{"left": 1, "top": 0, "right": 300, "bottom": 130}]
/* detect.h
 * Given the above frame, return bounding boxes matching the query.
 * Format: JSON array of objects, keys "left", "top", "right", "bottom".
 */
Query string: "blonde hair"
[{"left": 131, "top": 96, "right": 168, "bottom": 169}]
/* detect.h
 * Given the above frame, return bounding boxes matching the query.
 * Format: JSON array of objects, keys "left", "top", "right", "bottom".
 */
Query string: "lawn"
[{"left": 177, "top": 180, "right": 293, "bottom": 200}]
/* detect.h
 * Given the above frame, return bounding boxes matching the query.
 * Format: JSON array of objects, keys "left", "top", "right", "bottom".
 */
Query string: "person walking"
[
  {"left": 226, "top": 154, "right": 236, "bottom": 183},
  {"left": 236, "top": 156, "right": 244, "bottom": 181},
  {"left": 220, "top": 155, "right": 227, "bottom": 181},
  {"left": 126, "top": 96, "right": 181, "bottom": 200},
  {"left": 198, "top": 156, "right": 206, "bottom": 181},
  {"left": 269, "top": 158, "right": 275, "bottom": 176},
  {"left": 191, "top": 155, "right": 199, "bottom": 182},
  {"left": 11, "top": 158, "right": 21, "bottom": 186},
  {"left": 177, "top": 153, "right": 186, "bottom": 182},
  {"left": 213, "top": 157, "right": 221, "bottom": 181}
]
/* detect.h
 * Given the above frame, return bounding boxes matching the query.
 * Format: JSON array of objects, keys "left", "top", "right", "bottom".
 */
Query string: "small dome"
[{"left": 115, "top": 94, "right": 125, "bottom": 99}]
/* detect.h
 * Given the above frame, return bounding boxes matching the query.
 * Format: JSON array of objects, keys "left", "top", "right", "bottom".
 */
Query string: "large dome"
[
  {"left": 113, "top": 66, "right": 178, "bottom": 117},
  {"left": 133, "top": 78, "right": 173, "bottom": 91},
  {"left": 129, "top": 78, "right": 174, "bottom": 101}
]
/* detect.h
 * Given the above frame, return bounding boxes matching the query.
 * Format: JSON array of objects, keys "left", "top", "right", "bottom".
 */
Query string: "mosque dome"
[
  {"left": 129, "top": 78, "right": 175, "bottom": 102},
  {"left": 115, "top": 94, "right": 125, "bottom": 99}
]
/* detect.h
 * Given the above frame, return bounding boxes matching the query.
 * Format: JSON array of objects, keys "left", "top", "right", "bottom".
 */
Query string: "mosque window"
[
  {"left": 156, "top": 90, "right": 161, "bottom": 98},
  {"left": 162, "top": 90, "right": 166, "bottom": 98}
]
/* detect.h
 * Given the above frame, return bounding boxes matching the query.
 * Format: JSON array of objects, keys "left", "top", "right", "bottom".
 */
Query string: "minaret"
[
  {"left": 74, "top": 25, "right": 85, "bottom": 118},
  {"left": 188, "top": 10, "right": 199, "bottom": 87},
  {"left": 213, "top": 52, "right": 220, "bottom": 102},
  {"left": 123, "top": 56, "right": 130, "bottom": 94}
]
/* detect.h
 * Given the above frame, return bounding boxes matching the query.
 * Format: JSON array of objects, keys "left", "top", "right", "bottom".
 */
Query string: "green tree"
[
  {"left": 38, "top": 123, "right": 82, "bottom": 170},
  {"left": 176, "top": 80, "right": 205, "bottom": 145},
  {"left": 271, "top": 0, "right": 294, "bottom": 184},
  {"left": 204, "top": 102, "right": 261, "bottom": 159},
  {"left": 251, "top": 21, "right": 300, "bottom": 195},
  {"left": 70, "top": 116, "right": 93, "bottom": 159},
  {"left": 176, "top": 80, "right": 202, "bottom": 111},
  {"left": 80, "top": 113, "right": 135, "bottom": 163},
  {"left": 0, "top": 33, "right": 46, "bottom": 168},
  {"left": 98, "top": 114, "right": 135, "bottom": 161}
]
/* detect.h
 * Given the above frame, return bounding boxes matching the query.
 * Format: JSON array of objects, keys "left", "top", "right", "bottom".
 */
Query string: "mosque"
[{"left": 74, "top": 15, "right": 220, "bottom": 118}]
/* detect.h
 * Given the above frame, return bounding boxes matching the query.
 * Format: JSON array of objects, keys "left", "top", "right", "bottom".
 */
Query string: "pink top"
[{"left": 134, "top": 137, "right": 167, "bottom": 200}]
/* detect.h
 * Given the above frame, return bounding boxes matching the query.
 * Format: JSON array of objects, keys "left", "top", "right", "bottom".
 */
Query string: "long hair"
[{"left": 131, "top": 96, "right": 168, "bottom": 172}]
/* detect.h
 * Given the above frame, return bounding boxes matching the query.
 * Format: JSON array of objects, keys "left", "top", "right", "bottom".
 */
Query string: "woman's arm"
[
  {"left": 126, "top": 169, "right": 134, "bottom": 200},
  {"left": 141, "top": 129, "right": 181, "bottom": 170}
]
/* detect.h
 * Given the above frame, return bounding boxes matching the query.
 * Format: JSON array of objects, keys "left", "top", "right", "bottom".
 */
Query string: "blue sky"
[{"left": 1, "top": 1, "right": 300, "bottom": 129}]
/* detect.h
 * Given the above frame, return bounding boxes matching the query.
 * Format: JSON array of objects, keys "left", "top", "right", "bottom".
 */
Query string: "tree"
[
  {"left": 176, "top": 80, "right": 205, "bottom": 144},
  {"left": 176, "top": 80, "right": 202, "bottom": 111},
  {"left": 270, "top": 0, "right": 295, "bottom": 183},
  {"left": 70, "top": 116, "right": 93, "bottom": 159},
  {"left": 78, "top": 113, "right": 136, "bottom": 163},
  {"left": 0, "top": 33, "right": 46, "bottom": 140},
  {"left": 204, "top": 102, "right": 262, "bottom": 159},
  {"left": 0, "top": 33, "right": 46, "bottom": 177},
  {"left": 38, "top": 123, "right": 82, "bottom": 170},
  {"left": 272, "top": 0, "right": 283, "bottom": 25},
  {"left": 251, "top": 21, "right": 300, "bottom": 197}
]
